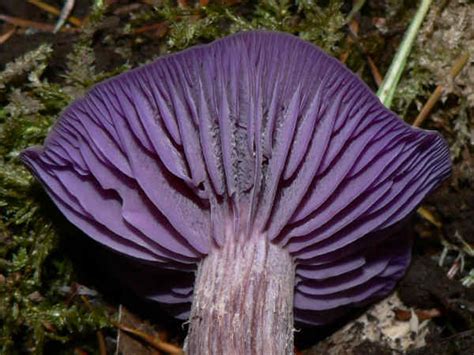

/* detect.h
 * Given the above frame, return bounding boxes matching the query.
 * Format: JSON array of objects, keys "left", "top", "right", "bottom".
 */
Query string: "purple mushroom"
[{"left": 21, "top": 31, "right": 451, "bottom": 353}]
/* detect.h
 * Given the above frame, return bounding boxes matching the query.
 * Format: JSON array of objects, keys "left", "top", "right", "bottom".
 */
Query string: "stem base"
[{"left": 184, "top": 237, "right": 295, "bottom": 354}]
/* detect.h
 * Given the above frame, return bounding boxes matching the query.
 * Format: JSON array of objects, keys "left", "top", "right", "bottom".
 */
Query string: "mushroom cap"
[{"left": 21, "top": 31, "right": 451, "bottom": 325}]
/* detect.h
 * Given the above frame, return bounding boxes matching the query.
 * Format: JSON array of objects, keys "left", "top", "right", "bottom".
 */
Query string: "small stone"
[{"left": 28, "top": 291, "right": 44, "bottom": 302}]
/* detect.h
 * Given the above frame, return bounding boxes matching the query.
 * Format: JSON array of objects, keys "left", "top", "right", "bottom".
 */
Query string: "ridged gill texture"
[{"left": 21, "top": 31, "right": 451, "bottom": 325}]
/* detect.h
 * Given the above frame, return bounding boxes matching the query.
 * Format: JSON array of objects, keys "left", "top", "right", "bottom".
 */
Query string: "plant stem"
[
  {"left": 377, "top": 0, "right": 432, "bottom": 108},
  {"left": 412, "top": 52, "right": 469, "bottom": 127}
]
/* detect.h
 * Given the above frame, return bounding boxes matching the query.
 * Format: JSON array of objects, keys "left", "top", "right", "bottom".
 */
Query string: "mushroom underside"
[{"left": 21, "top": 31, "right": 451, "bottom": 353}]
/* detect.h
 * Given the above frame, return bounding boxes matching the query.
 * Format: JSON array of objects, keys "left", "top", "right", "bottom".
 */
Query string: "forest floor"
[{"left": 0, "top": 0, "right": 473, "bottom": 354}]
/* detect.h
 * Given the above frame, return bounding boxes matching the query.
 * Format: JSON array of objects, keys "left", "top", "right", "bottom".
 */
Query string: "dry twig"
[
  {"left": 27, "top": 0, "right": 82, "bottom": 27},
  {"left": 412, "top": 52, "right": 470, "bottom": 127},
  {"left": 80, "top": 295, "right": 108, "bottom": 355},
  {"left": 113, "top": 321, "right": 184, "bottom": 355},
  {"left": 0, "top": 14, "right": 77, "bottom": 32},
  {"left": 54, "top": 0, "right": 76, "bottom": 33},
  {"left": 0, "top": 27, "right": 15, "bottom": 45},
  {"left": 394, "top": 308, "right": 442, "bottom": 321},
  {"left": 133, "top": 22, "right": 168, "bottom": 37},
  {"left": 417, "top": 206, "right": 442, "bottom": 228},
  {"left": 113, "top": 3, "right": 144, "bottom": 16},
  {"left": 345, "top": 22, "right": 384, "bottom": 88}
]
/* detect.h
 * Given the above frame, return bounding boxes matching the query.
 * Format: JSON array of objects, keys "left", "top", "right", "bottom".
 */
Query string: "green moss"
[
  {"left": 143, "top": 0, "right": 346, "bottom": 53},
  {"left": 0, "top": 5, "right": 119, "bottom": 353}
]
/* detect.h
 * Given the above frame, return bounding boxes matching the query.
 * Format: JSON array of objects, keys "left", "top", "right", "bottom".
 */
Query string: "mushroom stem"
[{"left": 184, "top": 236, "right": 295, "bottom": 354}]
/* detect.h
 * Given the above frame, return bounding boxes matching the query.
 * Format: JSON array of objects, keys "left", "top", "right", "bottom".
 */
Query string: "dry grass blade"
[
  {"left": 345, "top": 25, "right": 384, "bottom": 88},
  {"left": 80, "top": 296, "right": 107, "bottom": 355},
  {"left": 345, "top": 0, "right": 367, "bottom": 24},
  {"left": 0, "top": 14, "right": 59, "bottom": 32},
  {"left": 412, "top": 52, "right": 470, "bottom": 127},
  {"left": 27, "top": 0, "right": 82, "bottom": 27},
  {"left": 394, "top": 308, "right": 442, "bottom": 321},
  {"left": 113, "top": 3, "right": 144, "bottom": 15},
  {"left": 113, "top": 321, "right": 184, "bottom": 355},
  {"left": 133, "top": 22, "right": 168, "bottom": 36},
  {"left": 54, "top": 0, "right": 76, "bottom": 33},
  {"left": 367, "top": 55, "right": 383, "bottom": 87},
  {"left": 0, "top": 27, "right": 15, "bottom": 45},
  {"left": 417, "top": 206, "right": 442, "bottom": 228}
]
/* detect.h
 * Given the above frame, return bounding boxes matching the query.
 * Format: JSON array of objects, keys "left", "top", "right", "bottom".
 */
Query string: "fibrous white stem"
[{"left": 184, "top": 236, "right": 295, "bottom": 354}]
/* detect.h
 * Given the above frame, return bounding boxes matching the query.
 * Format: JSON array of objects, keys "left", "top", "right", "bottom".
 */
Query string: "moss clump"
[
  {"left": 134, "top": 0, "right": 346, "bottom": 54},
  {"left": 0, "top": 4, "right": 123, "bottom": 353}
]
